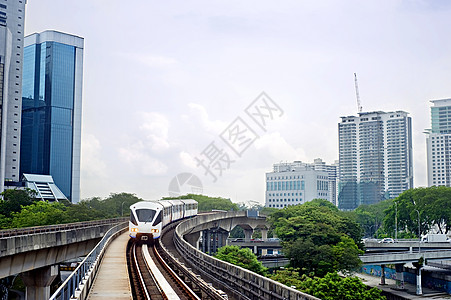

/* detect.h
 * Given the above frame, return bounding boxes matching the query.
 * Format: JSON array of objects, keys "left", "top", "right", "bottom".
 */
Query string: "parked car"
[
  {"left": 378, "top": 238, "right": 395, "bottom": 243},
  {"left": 231, "top": 238, "right": 244, "bottom": 242}
]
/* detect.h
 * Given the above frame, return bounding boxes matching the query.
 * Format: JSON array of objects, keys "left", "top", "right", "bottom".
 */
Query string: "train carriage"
[
  {"left": 129, "top": 199, "right": 198, "bottom": 243},
  {"left": 167, "top": 200, "right": 184, "bottom": 222},
  {"left": 181, "top": 199, "right": 198, "bottom": 218},
  {"left": 160, "top": 201, "right": 173, "bottom": 227}
]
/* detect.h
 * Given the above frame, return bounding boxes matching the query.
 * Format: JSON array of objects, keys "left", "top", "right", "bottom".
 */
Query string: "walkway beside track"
[
  {"left": 87, "top": 232, "right": 132, "bottom": 300},
  {"left": 355, "top": 273, "right": 449, "bottom": 299}
]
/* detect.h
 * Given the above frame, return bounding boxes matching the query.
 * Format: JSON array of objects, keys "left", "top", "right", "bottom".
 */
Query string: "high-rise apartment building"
[
  {"left": 426, "top": 99, "right": 451, "bottom": 186},
  {"left": 338, "top": 111, "right": 413, "bottom": 210},
  {"left": 265, "top": 160, "right": 337, "bottom": 209},
  {"left": 20, "top": 31, "right": 83, "bottom": 203},
  {"left": 0, "top": 0, "right": 26, "bottom": 193}
]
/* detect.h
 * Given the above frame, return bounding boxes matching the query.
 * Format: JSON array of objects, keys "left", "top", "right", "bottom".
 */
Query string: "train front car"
[{"left": 129, "top": 201, "right": 163, "bottom": 243}]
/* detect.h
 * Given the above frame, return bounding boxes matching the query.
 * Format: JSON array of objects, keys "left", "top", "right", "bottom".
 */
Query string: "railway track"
[{"left": 127, "top": 239, "right": 201, "bottom": 300}]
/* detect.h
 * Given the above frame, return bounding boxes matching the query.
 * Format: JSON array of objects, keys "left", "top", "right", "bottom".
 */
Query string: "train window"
[
  {"left": 130, "top": 213, "right": 138, "bottom": 226},
  {"left": 152, "top": 211, "right": 162, "bottom": 226},
  {"left": 136, "top": 209, "right": 156, "bottom": 222}
]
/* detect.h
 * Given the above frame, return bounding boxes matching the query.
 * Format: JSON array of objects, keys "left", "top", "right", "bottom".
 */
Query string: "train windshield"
[{"left": 136, "top": 209, "right": 157, "bottom": 223}]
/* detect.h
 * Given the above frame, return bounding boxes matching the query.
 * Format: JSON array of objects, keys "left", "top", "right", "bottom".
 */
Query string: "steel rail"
[
  {"left": 133, "top": 244, "right": 152, "bottom": 300},
  {"left": 153, "top": 242, "right": 201, "bottom": 300}
]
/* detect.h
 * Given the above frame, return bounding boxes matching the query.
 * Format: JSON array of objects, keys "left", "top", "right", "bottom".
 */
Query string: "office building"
[
  {"left": 313, "top": 158, "right": 339, "bottom": 206},
  {"left": 20, "top": 30, "right": 83, "bottom": 203},
  {"left": 265, "top": 160, "right": 337, "bottom": 209},
  {"left": 338, "top": 111, "right": 413, "bottom": 210},
  {"left": 0, "top": 0, "right": 26, "bottom": 193},
  {"left": 426, "top": 99, "right": 451, "bottom": 186}
]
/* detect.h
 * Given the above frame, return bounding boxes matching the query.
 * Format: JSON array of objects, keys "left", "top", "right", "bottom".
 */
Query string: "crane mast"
[{"left": 354, "top": 73, "right": 362, "bottom": 113}]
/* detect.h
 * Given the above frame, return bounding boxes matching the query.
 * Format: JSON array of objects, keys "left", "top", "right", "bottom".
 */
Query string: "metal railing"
[
  {"left": 0, "top": 218, "right": 128, "bottom": 238},
  {"left": 49, "top": 221, "right": 128, "bottom": 300}
]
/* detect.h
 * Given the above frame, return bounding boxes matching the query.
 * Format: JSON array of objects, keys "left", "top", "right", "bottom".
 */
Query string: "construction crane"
[{"left": 354, "top": 73, "right": 362, "bottom": 113}]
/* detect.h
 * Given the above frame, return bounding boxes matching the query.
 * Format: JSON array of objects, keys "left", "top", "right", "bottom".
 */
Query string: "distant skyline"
[{"left": 24, "top": 1, "right": 451, "bottom": 204}]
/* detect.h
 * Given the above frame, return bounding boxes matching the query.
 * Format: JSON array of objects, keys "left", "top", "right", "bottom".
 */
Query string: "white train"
[{"left": 129, "top": 199, "right": 198, "bottom": 243}]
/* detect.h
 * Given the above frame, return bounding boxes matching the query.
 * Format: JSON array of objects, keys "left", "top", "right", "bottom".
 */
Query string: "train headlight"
[
  {"left": 151, "top": 229, "right": 159, "bottom": 233},
  {"left": 131, "top": 228, "right": 139, "bottom": 232}
]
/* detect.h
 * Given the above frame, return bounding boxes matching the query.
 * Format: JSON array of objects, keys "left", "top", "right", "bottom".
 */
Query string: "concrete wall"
[
  {"left": 0, "top": 221, "right": 124, "bottom": 278},
  {"left": 175, "top": 212, "right": 320, "bottom": 300}
]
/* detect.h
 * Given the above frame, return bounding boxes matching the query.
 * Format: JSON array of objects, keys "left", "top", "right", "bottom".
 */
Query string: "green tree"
[
  {"left": 229, "top": 225, "right": 244, "bottom": 238},
  {"left": 0, "top": 188, "right": 37, "bottom": 217},
  {"left": 80, "top": 192, "right": 141, "bottom": 219},
  {"left": 269, "top": 268, "right": 304, "bottom": 288},
  {"left": 214, "top": 245, "right": 267, "bottom": 275},
  {"left": 10, "top": 201, "right": 68, "bottom": 228},
  {"left": 269, "top": 199, "right": 363, "bottom": 276},
  {"left": 381, "top": 187, "right": 451, "bottom": 238},
  {"left": 271, "top": 269, "right": 385, "bottom": 300},
  {"left": 300, "top": 272, "right": 385, "bottom": 300},
  {"left": 64, "top": 201, "right": 108, "bottom": 222},
  {"left": 354, "top": 199, "right": 392, "bottom": 238}
]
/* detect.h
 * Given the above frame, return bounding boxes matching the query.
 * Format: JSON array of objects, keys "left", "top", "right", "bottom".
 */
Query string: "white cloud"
[
  {"left": 119, "top": 142, "right": 168, "bottom": 175},
  {"left": 182, "top": 103, "right": 228, "bottom": 134},
  {"left": 116, "top": 52, "right": 178, "bottom": 67},
  {"left": 179, "top": 151, "right": 198, "bottom": 169},
  {"left": 139, "top": 112, "right": 170, "bottom": 152},
  {"left": 254, "top": 132, "right": 308, "bottom": 162},
  {"left": 81, "top": 134, "right": 107, "bottom": 177},
  {"left": 117, "top": 112, "right": 170, "bottom": 176}
]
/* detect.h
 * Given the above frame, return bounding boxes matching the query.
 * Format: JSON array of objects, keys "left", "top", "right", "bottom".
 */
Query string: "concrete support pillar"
[
  {"left": 201, "top": 230, "right": 210, "bottom": 253},
  {"left": 211, "top": 230, "right": 217, "bottom": 254},
  {"left": 219, "top": 231, "right": 227, "bottom": 248},
  {"left": 201, "top": 230, "right": 206, "bottom": 252},
  {"left": 261, "top": 229, "right": 268, "bottom": 240},
  {"left": 244, "top": 229, "right": 253, "bottom": 241},
  {"left": 379, "top": 264, "right": 386, "bottom": 285},
  {"left": 206, "top": 230, "right": 211, "bottom": 254},
  {"left": 21, "top": 265, "right": 58, "bottom": 300},
  {"left": 395, "top": 263, "right": 405, "bottom": 290},
  {"left": 185, "top": 232, "right": 200, "bottom": 249},
  {"left": 416, "top": 267, "right": 423, "bottom": 295}
]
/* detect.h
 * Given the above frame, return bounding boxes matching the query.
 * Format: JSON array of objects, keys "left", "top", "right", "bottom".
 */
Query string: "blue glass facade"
[{"left": 21, "top": 41, "right": 76, "bottom": 200}]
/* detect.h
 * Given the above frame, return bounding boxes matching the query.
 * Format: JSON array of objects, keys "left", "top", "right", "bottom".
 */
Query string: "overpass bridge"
[{"left": 359, "top": 239, "right": 451, "bottom": 295}]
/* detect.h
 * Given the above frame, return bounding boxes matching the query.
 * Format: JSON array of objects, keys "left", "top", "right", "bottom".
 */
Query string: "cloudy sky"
[{"left": 25, "top": 1, "right": 451, "bottom": 204}]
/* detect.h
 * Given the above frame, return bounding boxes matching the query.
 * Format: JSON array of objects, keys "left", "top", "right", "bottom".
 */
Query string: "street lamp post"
[
  {"left": 415, "top": 209, "right": 420, "bottom": 253},
  {"left": 121, "top": 202, "right": 125, "bottom": 217},
  {"left": 395, "top": 201, "right": 398, "bottom": 241}
]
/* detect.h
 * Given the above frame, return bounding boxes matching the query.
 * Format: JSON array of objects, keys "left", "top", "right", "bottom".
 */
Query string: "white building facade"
[
  {"left": 338, "top": 111, "right": 413, "bottom": 210},
  {"left": 265, "top": 160, "right": 337, "bottom": 209},
  {"left": 0, "top": 0, "right": 26, "bottom": 193},
  {"left": 426, "top": 99, "right": 451, "bottom": 187}
]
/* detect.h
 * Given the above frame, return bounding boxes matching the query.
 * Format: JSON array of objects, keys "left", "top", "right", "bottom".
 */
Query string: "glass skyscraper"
[
  {"left": 338, "top": 111, "right": 413, "bottom": 210},
  {"left": 20, "top": 31, "right": 83, "bottom": 203}
]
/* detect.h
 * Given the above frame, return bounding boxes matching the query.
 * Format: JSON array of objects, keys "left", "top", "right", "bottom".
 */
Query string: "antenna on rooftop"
[{"left": 354, "top": 73, "right": 363, "bottom": 113}]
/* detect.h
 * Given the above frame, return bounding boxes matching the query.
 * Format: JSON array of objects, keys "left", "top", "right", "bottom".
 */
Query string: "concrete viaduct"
[
  {"left": 0, "top": 219, "right": 127, "bottom": 298},
  {"left": 0, "top": 212, "right": 280, "bottom": 299}
]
